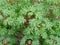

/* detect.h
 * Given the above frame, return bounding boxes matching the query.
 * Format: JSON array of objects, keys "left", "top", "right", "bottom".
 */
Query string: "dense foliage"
[{"left": 0, "top": 0, "right": 60, "bottom": 45}]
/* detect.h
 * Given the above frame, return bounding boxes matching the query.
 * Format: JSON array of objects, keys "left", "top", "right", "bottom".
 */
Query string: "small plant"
[{"left": 0, "top": 0, "right": 60, "bottom": 45}]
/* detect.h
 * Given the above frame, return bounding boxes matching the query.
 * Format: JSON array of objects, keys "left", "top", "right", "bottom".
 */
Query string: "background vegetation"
[{"left": 0, "top": 0, "right": 60, "bottom": 45}]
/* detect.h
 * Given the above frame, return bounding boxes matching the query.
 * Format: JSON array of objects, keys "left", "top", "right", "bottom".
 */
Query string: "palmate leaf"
[
  {"left": 39, "top": 29, "right": 48, "bottom": 39},
  {"left": 0, "top": 28, "right": 8, "bottom": 36},
  {"left": 51, "top": 5, "right": 60, "bottom": 16},
  {"left": 43, "top": 18, "right": 53, "bottom": 30},
  {"left": 20, "top": 36, "right": 27, "bottom": 45},
  {"left": 46, "top": 0, "right": 60, "bottom": 4},
  {"left": 32, "top": 40, "right": 40, "bottom": 45}
]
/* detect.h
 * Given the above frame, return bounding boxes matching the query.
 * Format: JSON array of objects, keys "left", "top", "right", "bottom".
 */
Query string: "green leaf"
[{"left": 32, "top": 40, "right": 40, "bottom": 45}]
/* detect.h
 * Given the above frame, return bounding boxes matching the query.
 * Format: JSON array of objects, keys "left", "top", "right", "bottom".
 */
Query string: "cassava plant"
[{"left": 0, "top": 0, "right": 60, "bottom": 45}]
